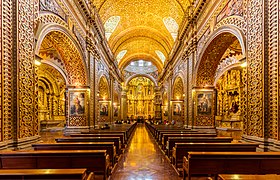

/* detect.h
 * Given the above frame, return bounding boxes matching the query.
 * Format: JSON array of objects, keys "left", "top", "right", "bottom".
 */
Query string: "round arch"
[
  {"left": 172, "top": 76, "right": 184, "bottom": 100},
  {"left": 98, "top": 75, "right": 110, "bottom": 99},
  {"left": 125, "top": 74, "right": 158, "bottom": 87},
  {"left": 194, "top": 25, "right": 246, "bottom": 86},
  {"left": 35, "top": 14, "right": 88, "bottom": 86},
  {"left": 41, "top": 61, "right": 69, "bottom": 85}
]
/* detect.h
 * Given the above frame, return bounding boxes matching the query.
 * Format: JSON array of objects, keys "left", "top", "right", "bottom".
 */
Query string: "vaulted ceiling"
[{"left": 91, "top": 0, "right": 192, "bottom": 72}]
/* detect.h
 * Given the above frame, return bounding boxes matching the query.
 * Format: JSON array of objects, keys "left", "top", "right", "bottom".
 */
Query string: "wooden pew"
[
  {"left": 145, "top": 123, "right": 190, "bottom": 138},
  {"left": 154, "top": 127, "right": 192, "bottom": 140},
  {"left": 82, "top": 131, "right": 128, "bottom": 144},
  {"left": 0, "top": 169, "right": 94, "bottom": 180},
  {"left": 161, "top": 133, "right": 217, "bottom": 148},
  {"left": 70, "top": 133, "right": 125, "bottom": 149},
  {"left": 183, "top": 152, "right": 280, "bottom": 180},
  {"left": 166, "top": 137, "right": 233, "bottom": 157},
  {"left": 172, "top": 143, "right": 259, "bottom": 170},
  {"left": 157, "top": 130, "right": 200, "bottom": 143},
  {"left": 0, "top": 150, "right": 109, "bottom": 180},
  {"left": 218, "top": 174, "right": 280, "bottom": 180},
  {"left": 88, "top": 123, "right": 137, "bottom": 143},
  {"left": 55, "top": 137, "right": 122, "bottom": 154},
  {"left": 32, "top": 142, "right": 117, "bottom": 166}
]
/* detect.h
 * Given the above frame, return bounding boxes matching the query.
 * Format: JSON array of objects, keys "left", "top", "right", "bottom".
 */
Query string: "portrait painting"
[
  {"left": 173, "top": 103, "right": 182, "bottom": 116},
  {"left": 70, "top": 92, "right": 85, "bottom": 115},
  {"left": 196, "top": 91, "right": 213, "bottom": 115},
  {"left": 100, "top": 102, "right": 109, "bottom": 116}
]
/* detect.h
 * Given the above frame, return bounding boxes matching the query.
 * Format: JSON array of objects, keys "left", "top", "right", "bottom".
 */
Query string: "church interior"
[{"left": 0, "top": 0, "right": 280, "bottom": 179}]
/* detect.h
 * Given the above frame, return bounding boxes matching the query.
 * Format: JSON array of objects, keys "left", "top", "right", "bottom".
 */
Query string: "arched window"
[
  {"left": 155, "top": 50, "right": 166, "bottom": 63},
  {"left": 116, "top": 50, "right": 127, "bottom": 63},
  {"left": 104, "top": 16, "right": 121, "bottom": 40},
  {"left": 163, "top": 17, "right": 179, "bottom": 41}
]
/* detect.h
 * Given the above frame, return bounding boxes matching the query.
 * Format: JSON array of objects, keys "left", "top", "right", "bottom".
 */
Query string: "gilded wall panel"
[
  {"left": 89, "top": 53, "right": 95, "bottom": 127},
  {"left": 34, "top": 0, "right": 40, "bottom": 136},
  {"left": 34, "top": 0, "right": 39, "bottom": 19},
  {"left": 266, "top": 0, "right": 279, "bottom": 139},
  {"left": 18, "top": 0, "right": 38, "bottom": 138},
  {"left": 2, "top": 0, "right": 13, "bottom": 141},
  {"left": 278, "top": 0, "right": 280, "bottom": 140},
  {"left": 0, "top": 0, "right": 2, "bottom": 141},
  {"left": 246, "top": 0, "right": 264, "bottom": 137},
  {"left": 188, "top": 54, "right": 193, "bottom": 126}
]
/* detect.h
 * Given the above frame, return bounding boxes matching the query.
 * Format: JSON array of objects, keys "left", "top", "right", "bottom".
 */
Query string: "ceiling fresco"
[{"left": 91, "top": 0, "right": 192, "bottom": 72}]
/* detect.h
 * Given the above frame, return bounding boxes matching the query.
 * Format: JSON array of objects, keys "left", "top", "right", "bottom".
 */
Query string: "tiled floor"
[{"left": 110, "top": 124, "right": 182, "bottom": 180}]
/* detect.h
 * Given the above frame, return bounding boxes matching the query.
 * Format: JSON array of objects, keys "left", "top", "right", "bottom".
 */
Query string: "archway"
[
  {"left": 126, "top": 76, "right": 155, "bottom": 122},
  {"left": 98, "top": 76, "right": 110, "bottom": 124},
  {"left": 194, "top": 28, "right": 246, "bottom": 128},
  {"left": 37, "top": 63, "right": 66, "bottom": 131},
  {"left": 36, "top": 27, "right": 88, "bottom": 86},
  {"left": 171, "top": 76, "right": 184, "bottom": 125},
  {"left": 36, "top": 25, "right": 89, "bottom": 129}
]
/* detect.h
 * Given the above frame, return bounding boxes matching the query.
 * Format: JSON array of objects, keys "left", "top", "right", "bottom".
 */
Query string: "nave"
[{"left": 111, "top": 124, "right": 181, "bottom": 180}]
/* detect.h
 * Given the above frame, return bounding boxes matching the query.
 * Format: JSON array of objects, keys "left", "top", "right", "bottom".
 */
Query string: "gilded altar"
[
  {"left": 127, "top": 77, "right": 155, "bottom": 119},
  {"left": 215, "top": 69, "right": 243, "bottom": 130}
]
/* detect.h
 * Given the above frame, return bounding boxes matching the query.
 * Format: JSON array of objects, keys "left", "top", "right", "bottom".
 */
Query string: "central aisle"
[{"left": 111, "top": 124, "right": 181, "bottom": 180}]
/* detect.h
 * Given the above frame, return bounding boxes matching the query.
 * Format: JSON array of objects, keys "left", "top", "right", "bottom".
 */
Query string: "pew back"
[
  {"left": 55, "top": 137, "right": 122, "bottom": 154},
  {"left": 167, "top": 137, "right": 233, "bottom": 156},
  {"left": 172, "top": 143, "right": 259, "bottom": 169},
  {"left": 0, "top": 169, "right": 93, "bottom": 180},
  {"left": 32, "top": 142, "right": 116, "bottom": 165},
  {"left": 183, "top": 152, "right": 280, "bottom": 180},
  {"left": 0, "top": 150, "right": 109, "bottom": 180}
]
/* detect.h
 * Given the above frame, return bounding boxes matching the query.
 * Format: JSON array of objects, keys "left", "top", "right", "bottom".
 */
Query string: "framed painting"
[
  {"left": 173, "top": 102, "right": 182, "bottom": 116},
  {"left": 69, "top": 91, "right": 85, "bottom": 115},
  {"left": 196, "top": 91, "right": 213, "bottom": 116},
  {"left": 100, "top": 102, "right": 109, "bottom": 116}
]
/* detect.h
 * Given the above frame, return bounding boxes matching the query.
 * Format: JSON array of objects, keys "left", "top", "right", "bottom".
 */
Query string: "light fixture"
[
  {"left": 34, "top": 55, "right": 42, "bottom": 66},
  {"left": 240, "top": 61, "right": 247, "bottom": 68},
  {"left": 182, "top": 94, "right": 185, "bottom": 97}
]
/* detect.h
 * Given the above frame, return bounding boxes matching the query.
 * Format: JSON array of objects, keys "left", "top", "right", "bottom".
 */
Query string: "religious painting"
[
  {"left": 196, "top": 91, "right": 213, "bottom": 116},
  {"left": 100, "top": 102, "right": 109, "bottom": 116},
  {"left": 173, "top": 103, "right": 182, "bottom": 116},
  {"left": 69, "top": 92, "right": 85, "bottom": 115}
]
